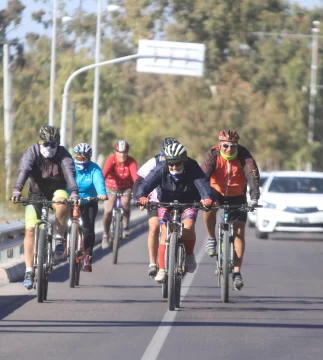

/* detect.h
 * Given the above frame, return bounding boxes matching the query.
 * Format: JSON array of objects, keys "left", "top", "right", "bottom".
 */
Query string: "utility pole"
[
  {"left": 91, "top": 0, "right": 102, "bottom": 163},
  {"left": 3, "top": 43, "right": 13, "bottom": 200},
  {"left": 49, "top": 0, "right": 58, "bottom": 126},
  {"left": 307, "top": 21, "right": 320, "bottom": 171},
  {"left": 70, "top": 101, "right": 77, "bottom": 151}
]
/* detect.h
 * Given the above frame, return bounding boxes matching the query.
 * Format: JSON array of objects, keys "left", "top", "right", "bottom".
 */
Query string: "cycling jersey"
[
  {"left": 13, "top": 143, "right": 78, "bottom": 197},
  {"left": 136, "top": 157, "right": 215, "bottom": 203},
  {"left": 73, "top": 161, "right": 107, "bottom": 204},
  {"left": 201, "top": 145, "right": 260, "bottom": 200},
  {"left": 102, "top": 154, "right": 138, "bottom": 190},
  {"left": 134, "top": 156, "right": 160, "bottom": 202}
]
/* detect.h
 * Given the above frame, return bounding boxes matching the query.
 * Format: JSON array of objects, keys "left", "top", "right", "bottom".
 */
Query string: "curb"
[{"left": 0, "top": 208, "right": 148, "bottom": 283}]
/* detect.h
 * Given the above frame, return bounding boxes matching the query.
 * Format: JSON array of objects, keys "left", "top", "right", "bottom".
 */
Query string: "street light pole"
[
  {"left": 91, "top": 0, "right": 102, "bottom": 162},
  {"left": 306, "top": 21, "right": 320, "bottom": 171},
  {"left": 3, "top": 43, "right": 13, "bottom": 200},
  {"left": 48, "top": 0, "right": 58, "bottom": 126}
]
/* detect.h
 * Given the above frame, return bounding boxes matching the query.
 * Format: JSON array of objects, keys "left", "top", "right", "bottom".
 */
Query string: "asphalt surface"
[{"left": 1, "top": 214, "right": 323, "bottom": 360}]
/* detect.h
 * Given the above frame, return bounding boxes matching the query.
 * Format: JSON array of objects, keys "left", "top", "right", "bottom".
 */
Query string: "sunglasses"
[
  {"left": 39, "top": 141, "right": 57, "bottom": 148},
  {"left": 221, "top": 143, "right": 238, "bottom": 149},
  {"left": 75, "top": 154, "right": 89, "bottom": 161},
  {"left": 167, "top": 160, "right": 183, "bottom": 167}
]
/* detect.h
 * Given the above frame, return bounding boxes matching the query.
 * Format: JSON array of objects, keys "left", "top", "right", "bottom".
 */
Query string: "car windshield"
[
  {"left": 259, "top": 176, "right": 268, "bottom": 187},
  {"left": 268, "top": 177, "right": 323, "bottom": 194}
]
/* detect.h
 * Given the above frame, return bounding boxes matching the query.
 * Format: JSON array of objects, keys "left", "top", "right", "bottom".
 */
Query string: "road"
[{"left": 1, "top": 215, "right": 323, "bottom": 360}]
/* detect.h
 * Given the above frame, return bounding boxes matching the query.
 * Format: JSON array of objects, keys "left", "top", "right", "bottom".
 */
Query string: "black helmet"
[
  {"left": 164, "top": 143, "right": 187, "bottom": 161},
  {"left": 160, "top": 137, "right": 179, "bottom": 153},
  {"left": 39, "top": 126, "right": 60, "bottom": 144}
]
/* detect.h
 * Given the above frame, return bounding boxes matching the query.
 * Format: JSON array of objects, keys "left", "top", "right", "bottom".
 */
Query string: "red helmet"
[
  {"left": 114, "top": 140, "right": 129, "bottom": 153},
  {"left": 218, "top": 129, "right": 240, "bottom": 142}
]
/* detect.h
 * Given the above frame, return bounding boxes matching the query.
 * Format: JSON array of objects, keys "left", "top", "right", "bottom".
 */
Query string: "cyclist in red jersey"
[{"left": 101, "top": 140, "right": 138, "bottom": 249}]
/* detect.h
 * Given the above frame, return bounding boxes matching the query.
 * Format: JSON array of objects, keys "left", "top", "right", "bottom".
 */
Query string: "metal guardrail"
[{"left": 0, "top": 204, "right": 143, "bottom": 264}]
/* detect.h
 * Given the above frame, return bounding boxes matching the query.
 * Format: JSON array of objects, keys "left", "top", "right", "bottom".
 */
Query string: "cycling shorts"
[
  {"left": 25, "top": 189, "right": 69, "bottom": 229},
  {"left": 158, "top": 207, "right": 198, "bottom": 225},
  {"left": 216, "top": 191, "right": 247, "bottom": 223}
]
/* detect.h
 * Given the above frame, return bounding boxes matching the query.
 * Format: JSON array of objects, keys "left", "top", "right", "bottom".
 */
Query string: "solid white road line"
[{"left": 140, "top": 241, "right": 208, "bottom": 360}]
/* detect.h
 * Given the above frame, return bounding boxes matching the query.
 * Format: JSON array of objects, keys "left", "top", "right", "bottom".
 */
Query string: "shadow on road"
[
  {"left": 1, "top": 318, "right": 323, "bottom": 333},
  {"left": 49, "top": 221, "right": 149, "bottom": 284},
  {"left": 0, "top": 295, "right": 35, "bottom": 321}
]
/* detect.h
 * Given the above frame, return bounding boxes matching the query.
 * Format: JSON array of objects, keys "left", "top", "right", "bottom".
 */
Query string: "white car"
[
  {"left": 255, "top": 171, "right": 323, "bottom": 239},
  {"left": 247, "top": 172, "right": 270, "bottom": 227}
]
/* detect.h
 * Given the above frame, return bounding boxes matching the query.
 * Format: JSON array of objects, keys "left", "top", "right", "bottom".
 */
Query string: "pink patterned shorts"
[{"left": 158, "top": 207, "right": 198, "bottom": 225}]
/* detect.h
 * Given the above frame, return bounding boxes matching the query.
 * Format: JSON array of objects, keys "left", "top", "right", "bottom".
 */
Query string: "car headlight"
[
  {"left": 262, "top": 201, "right": 286, "bottom": 211},
  {"left": 263, "top": 201, "right": 276, "bottom": 209}
]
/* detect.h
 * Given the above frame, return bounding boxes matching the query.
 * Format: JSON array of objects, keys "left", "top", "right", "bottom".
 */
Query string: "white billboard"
[{"left": 137, "top": 40, "right": 205, "bottom": 77}]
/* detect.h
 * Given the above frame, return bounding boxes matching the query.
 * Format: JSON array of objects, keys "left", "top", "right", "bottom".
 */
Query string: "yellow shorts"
[{"left": 25, "top": 189, "right": 69, "bottom": 229}]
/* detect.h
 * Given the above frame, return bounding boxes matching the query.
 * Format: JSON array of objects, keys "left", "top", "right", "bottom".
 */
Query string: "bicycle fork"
[{"left": 216, "top": 222, "right": 235, "bottom": 286}]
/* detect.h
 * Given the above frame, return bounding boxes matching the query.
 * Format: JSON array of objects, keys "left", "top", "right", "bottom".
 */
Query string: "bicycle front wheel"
[
  {"left": 112, "top": 212, "right": 122, "bottom": 264},
  {"left": 69, "top": 222, "right": 79, "bottom": 288},
  {"left": 168, "top": 233, "right": 178, "bottom": 311},
  {"left": 220, "top": 230, "right": 230, "bottom": 303},
  {"left": 37, "top": 229, "right": 47, "bottom": 303}
]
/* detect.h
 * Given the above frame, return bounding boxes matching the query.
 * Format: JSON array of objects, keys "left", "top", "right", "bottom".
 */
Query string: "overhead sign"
[{"left": 136, "top": 40, "right": 205, "bottom": 77}]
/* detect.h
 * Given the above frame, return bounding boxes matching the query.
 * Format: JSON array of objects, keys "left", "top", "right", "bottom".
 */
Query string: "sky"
[{"left": 6, "top": 0, "right": 323, "bottom": 42}]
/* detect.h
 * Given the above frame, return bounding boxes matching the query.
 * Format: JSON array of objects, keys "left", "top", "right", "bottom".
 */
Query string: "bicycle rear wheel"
[
  {"left": 69, "top": 222, "right": 79, "bottom": 288},
  {"left": 168, "top": 233, "right": 178, "bottom": 311},
  {"left": 220, "top": 230, "right": 230, "bottom": 303},
  {"left": 74, "top": 232, "right": 83, "bottom": 286},
  {"left": 112, "top": 212, "right": 122, "bottom": 264},
  {"left": 37, "top": 228, "right": 47, "bottom": 303}
]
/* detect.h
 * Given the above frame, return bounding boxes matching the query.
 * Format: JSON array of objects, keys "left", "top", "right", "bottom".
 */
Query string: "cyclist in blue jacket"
[{"left": 71, "top": 143, "right": 107, "bottom": 272}]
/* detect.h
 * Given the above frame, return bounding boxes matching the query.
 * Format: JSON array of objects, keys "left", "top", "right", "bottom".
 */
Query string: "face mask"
[
  {"left": 169, "top": 168, "right": 184, "bottom": 176},
  {"left": 74, "top": 159, "right": 90, "bottom": 170},
  {"left": 40, "top": 146, "right": 57, "bottom": 158}
]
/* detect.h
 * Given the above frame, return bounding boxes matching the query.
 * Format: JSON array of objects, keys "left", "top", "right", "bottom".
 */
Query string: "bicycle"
[
  {"left": 142, "top": 200, "right": 201, "bottom": 311},
  {"left": 108, "top": 191, "right": 131, "bottom": 265},
  {"left": 13, "top": 198, "right": 67, "bottom": 303},
  {"left": 66, "top": 197, "right": 101, "bottom": 288},
  {"left": 214, "top": 203, "right": 262, "bottom": 303}
]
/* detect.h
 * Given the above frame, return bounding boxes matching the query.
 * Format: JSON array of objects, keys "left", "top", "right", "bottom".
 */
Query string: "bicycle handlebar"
[
  {"left": 11, "top": 196, "right": 104, "bottom": 206},
  {"left": 137, "top": 201, "right": 263, "bottom": 212}
]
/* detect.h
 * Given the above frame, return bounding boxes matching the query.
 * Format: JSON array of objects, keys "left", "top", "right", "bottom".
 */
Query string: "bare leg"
[
  {"left": 53, "top": 199, "right": 70, "bottom": 236},
  {"left": 103, "top": 195, "right": 116, "bottom": 235},
  {"left": 148, "top": 216, "right": 159, "bottom": 264},
  {"left": 233, "top": 220, "right": 246, "bottom": 272},
  {"left": 24, "top": 228, "right": 34, "bottom": 268},
  {"left": 203, "top": 209, "right": 218, "bottom": 238}
]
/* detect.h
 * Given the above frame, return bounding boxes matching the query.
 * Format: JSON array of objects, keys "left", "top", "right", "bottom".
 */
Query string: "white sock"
[
  {"left": 149, "top": 263, "right": 157, "bottom": 267},
  {"left": 26, "top": 267, "right": 33, "bottom": 272}
]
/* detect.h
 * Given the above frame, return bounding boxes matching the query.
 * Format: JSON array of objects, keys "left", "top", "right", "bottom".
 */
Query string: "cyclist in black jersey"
[{"left": 11, "top": 126, "right": 79, "bottom": 289}]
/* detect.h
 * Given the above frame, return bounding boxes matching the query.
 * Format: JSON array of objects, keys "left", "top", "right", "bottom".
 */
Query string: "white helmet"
[{"left": 164, "top": 143, "right": 187, "bottom": 161}]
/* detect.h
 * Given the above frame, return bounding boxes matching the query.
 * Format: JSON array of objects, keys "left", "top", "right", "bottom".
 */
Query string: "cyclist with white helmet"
[
  {"left": 71, "top": 143, "right": 107, "bottom": 272},
  {"left": 136, "top": 142, "right": 216, "bottom": 283},
  {"left": 11, "top": 126, "right": 79, "bottom": 289},
  {"left": 101, "top": 140, "right": 138, "bottom": 249},
  {"left": 133, "top": 137, "right": 179, "bottom": 277}
]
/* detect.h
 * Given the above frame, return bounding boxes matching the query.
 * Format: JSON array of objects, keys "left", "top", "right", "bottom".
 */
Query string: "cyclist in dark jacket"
[
  {"left": 136, "top": 142, "right": 215, "bottom": 283},
  {"left": 11, "top": 126, "right": 79, "bottom": 290}
]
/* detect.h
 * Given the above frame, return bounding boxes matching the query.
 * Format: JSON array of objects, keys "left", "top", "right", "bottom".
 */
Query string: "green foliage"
[{"left": 1, "top": 0, "right": 323, "bottom": 211}]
